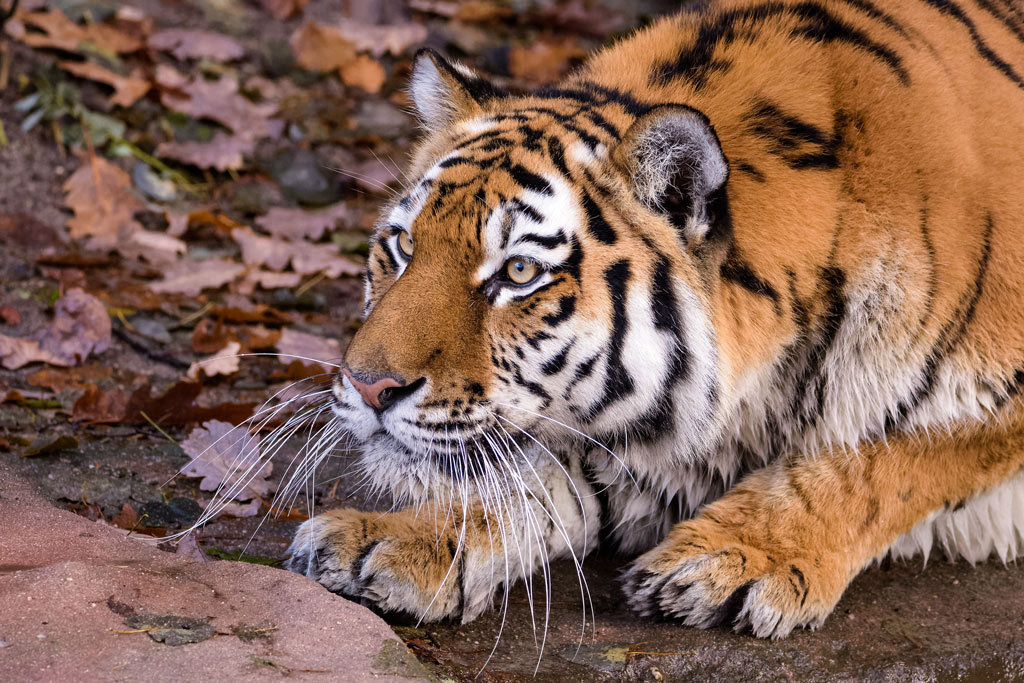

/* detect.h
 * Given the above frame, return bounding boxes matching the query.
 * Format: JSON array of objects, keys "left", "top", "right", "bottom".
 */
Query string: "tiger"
[{"left": 285, "top": 0, "right": 1024, "bottom": 638}]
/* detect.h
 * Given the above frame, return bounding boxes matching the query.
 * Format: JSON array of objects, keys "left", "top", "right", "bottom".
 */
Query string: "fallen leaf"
[
  {"left": 332, "top": 18, "right": 428, "bottom": 58},
  {"left": 40, "top": 288, "right": 112, "bottom": 362},
  {"left": 255, "top": 203, "right": 351, "bottom": 241},
  {"left": 258, "top": 0, "right": 310, "bottom": 20},
  {"left": 0, "top": 306, "right": 21, "bottom": 326},
  {"left": 72, "top": 380, "right": 256, "bottom": 426},
  {"left": 157, "top": 68, "right": 279, "bottom": 141},
  {"left": 110, "top": 502, "right": 138, "bottom": 529},
  {"left": 126, "top": 382, "right": 255, "bottom": 426},
  {"left": 275, "top": 328, "right": 341, "bottom": 371},
  {"left": 117, "top": 228, "right": 188, "bottom": 266},
  {"left": 239, "top": 270, "right": 302, "bottom": 294},
  {"left": 213, "top": 309, "right": 287, "bottom": 329},
  {"left": 72, "top": 384, "right": 130, "bottom": 424},
  {"left": 57, "top": 60, "right": 150, "bottom": 107},
  {"left": 27, "top": 366, "right": 112, "bottom": 393},
  {"left": 0, "top": 289, "right": 111, "bottom": 370},
  {"left": 187, "top": 340, "right": 242, "bottom": 380},
  {"left": 218, "top": 499, "right": 262, "bottom": 517},
  {"left": 21, "top": 434, "right": 79, "bottom": 458},
  {"left": 63, "top": 156, "right": 145, "bottom": 249},
  {"left": 232, "top": 227, "right": 361, "bottom": 278},
  {"left": 340, "top": 54, "right": 386, "bottom": 93},
  {"left": 148, "top": 258, "right": 246, "bottom": 296},
  {"left": 149, "top": 28, "right": 245, "bottom": 62},
  {"left": 509, "top": 37, "right": 585, "bottom": 84},
  {"left": 181, "top": 420, "right": 272, "bottom": 500},
  {"left": 175, "top": 534, "right": 209, "bottom": 562},
  {"left": 18, "top": 8, "right": 144, "bottom": 55},
  {"left": 157, "top": 132, "right": 255, "bottom": 171},
  {"left": 289, "top": 21, "right": 356, "bottom": 73}
]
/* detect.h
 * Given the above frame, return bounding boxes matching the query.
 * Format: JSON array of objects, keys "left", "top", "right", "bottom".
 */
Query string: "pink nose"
[{"left": 342, "top": 367, "right": 403, "bottom": 410}]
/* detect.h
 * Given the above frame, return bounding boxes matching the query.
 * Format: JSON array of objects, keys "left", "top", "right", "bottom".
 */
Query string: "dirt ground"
[{"left": 2, "top": 1, "right": 1024, "bottom": 682}]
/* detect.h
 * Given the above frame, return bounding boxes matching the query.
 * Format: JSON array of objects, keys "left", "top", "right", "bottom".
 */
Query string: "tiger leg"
[
  {"left": 286, "top": 457, "right": 598, "bottom": 622},
  {"left": 624, "top": 410, "right": 1024, "bottom": 638}
]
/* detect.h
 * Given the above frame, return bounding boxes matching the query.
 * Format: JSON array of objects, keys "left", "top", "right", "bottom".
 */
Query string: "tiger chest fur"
[{"left": 285, "top": 0, "right": 1024, "bottom": 638}]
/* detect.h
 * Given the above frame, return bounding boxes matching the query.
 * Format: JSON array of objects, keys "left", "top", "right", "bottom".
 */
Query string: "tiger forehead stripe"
[{"left": 474, "top": 172, "right": 581, "bottom": 285}]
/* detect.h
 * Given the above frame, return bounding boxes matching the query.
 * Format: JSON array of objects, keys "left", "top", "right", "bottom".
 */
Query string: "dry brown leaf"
[
  {"left": 62, "top": 156, "right": 145, "bottom": 249},
  {"left": 0, "top": 306, "right": 21, "bottom": 326},
  {"left": 57, "top": 60, "right": 151, "bottom": 107},
  {"left": 157, "top": 132, "right": 255, "bottom": 171},
  {"left": 118, "top": 228, "right": 188, "bottom": 266},
  {"left": 187, "top": 340, "right": 242, "bottom": 380},
  {"left": 149, "top": 28, "right": 245, "bottom": 62},
  {"left": 148, "top": 258, "right": 246, "bottom": 296},
  {"left": 0, "top": 336, "right": 66, "bottom": 370},
  {"left": 508, "top": 37, "right": 585, "bottom": 84},
  {"left": 110, "top": 502, "right": 138, "bottom": 530},
  {"left": 157, "top": 68, "right": 279, "bottom": 140},
  {"left": 71, "top": 384, "right": 130, "bottom": 424},
  {"left": 232, "top": 227, "right": 361, "bottom": 278},
  {"left": 289, "top": 21, "right": 356, "bottom": 73},
  {"left": 39, "top": 288, "right": 112, "bottom": 363},
  {"left": 258, "top": 0, "right": 310, "bottom": 20},
  {"left": 340, "top": 54, "right": 386, "bottom": 93},
  {"left": 26, "top": 366, "right": 112, "bottom": 393},
  {"left": 239, "top": 269, "right": 303, "bottom": 295},
  {"left": 0, "top": 289, "right": 112, "bottom": 370},
  {"left": 333, "top": 18, "right": 428, "bottom": 58},
  {"left": 73, "top": 381, "right": 256, "bottom": 426},
  {"left": 18, "top": 8, "right": 144, "bottom": 55},
  {"left": 276, "top": 328, "right": 341, "bottom": 371},
  {"left": 254, "top": 203, "right": 351, "bottom": 241},
  {"left": 181, "top": 420, "right": 272, "bottom": 500},
  {"left": 175, "top": 534, "right": 209, "bottom": 562}
]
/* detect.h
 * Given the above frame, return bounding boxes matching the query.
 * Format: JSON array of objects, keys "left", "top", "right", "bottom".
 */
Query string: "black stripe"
[
  {"left": 921, "top": 0, "right": 1024, "bottom": 89},
  {"left": 720, "top": 246, "right": 782, "bottom": 313},
  {"left": 581, "top": 191, "right": 617, "bottom": 244},
  {"left": 518, "top": 231, "right": 567, "bottom": 249},
  {"left": 650, "top": 2, "right": 908, "bottom": 89},
  {"left": 577, "top": 260, "right": 635, "bottom": 421},
  {"left": 746, "top": 99, "right": 839, "bottom": 171},
  {"left": 505, "top": 162, "right": 553, "bottom": 196},
  {"left": 541, "top": 342, "right": 573, "bottom": 375},
  {"left": 543, "top": 295, "right": 577, "bottom": 326},
  {"left": 546, "top": 135, "right": 571, "bottom": 178},
  {"left": 887, "top": 214, "right": 995, "bottom": 429}
]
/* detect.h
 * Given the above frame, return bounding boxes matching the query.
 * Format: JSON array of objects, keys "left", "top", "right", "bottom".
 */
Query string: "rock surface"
[{"left": 0, "top": 464, "right": 428, "bottom": 683}]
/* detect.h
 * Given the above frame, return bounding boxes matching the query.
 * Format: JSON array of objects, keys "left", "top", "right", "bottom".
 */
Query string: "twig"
[
  {"left": 294, "top": 270, "right": 327, "bottom": 297},
  {"left": 108, "top": 628, "right": 150, "bottom": 635},
  {"left": 0, "top": 42, "right": 11, "bottom": 91},
  {"left": 139, "top": 410, "right": 177, "bottom": 445},
  {"left": 177, "top": 302, "right": 214, "bottom": 328}
]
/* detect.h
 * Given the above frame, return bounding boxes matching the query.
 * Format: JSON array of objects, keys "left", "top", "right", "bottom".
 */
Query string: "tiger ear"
[
  {"left": 409, "top": 48, "right": 506, "bottom": 130},
  {"left": 614, "top": 105, "right": 730, "bottom": 243}
]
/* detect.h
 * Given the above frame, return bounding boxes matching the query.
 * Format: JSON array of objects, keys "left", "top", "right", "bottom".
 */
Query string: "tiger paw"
[
  {"left": 286, "top": 508, "right": 485, "bottom": 622},
  {"left": 622, "top": 520, "right": 843, "bottom": 638}
]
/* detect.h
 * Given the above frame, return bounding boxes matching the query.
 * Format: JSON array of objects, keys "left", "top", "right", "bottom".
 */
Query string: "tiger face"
[{"left": 333, "top": 51, "right": 727, "bottom": 500}]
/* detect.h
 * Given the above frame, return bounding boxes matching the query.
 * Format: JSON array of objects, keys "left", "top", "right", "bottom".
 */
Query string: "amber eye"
[
  {"left": 397, "top": 230, "right": 414, "bottom": 258},
  {"left": 505, "top": 258, "right": 538, "bottom": 285}
]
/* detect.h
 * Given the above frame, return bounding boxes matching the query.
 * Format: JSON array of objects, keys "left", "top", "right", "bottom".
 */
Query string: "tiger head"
[{"left": 334, "top": 51, "right": 729, "bottom": 499}]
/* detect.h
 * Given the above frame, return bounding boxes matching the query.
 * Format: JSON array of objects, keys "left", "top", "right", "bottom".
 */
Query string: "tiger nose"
[{"left": 342, "top": 367, "right": 418, "bottom": 411}]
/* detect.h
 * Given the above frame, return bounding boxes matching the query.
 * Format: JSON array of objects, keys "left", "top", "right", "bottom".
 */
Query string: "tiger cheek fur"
[{"left": 286, "top": 0, "right": 1024, "bottom": 638}]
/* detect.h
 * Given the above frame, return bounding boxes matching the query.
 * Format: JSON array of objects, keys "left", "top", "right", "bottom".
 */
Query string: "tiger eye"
[
  {"left": 398, "top": 230, "right": 414, "bottom": 258},
  {"left": 506, "top": 258, "right": 538, "bottom": 285}
]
